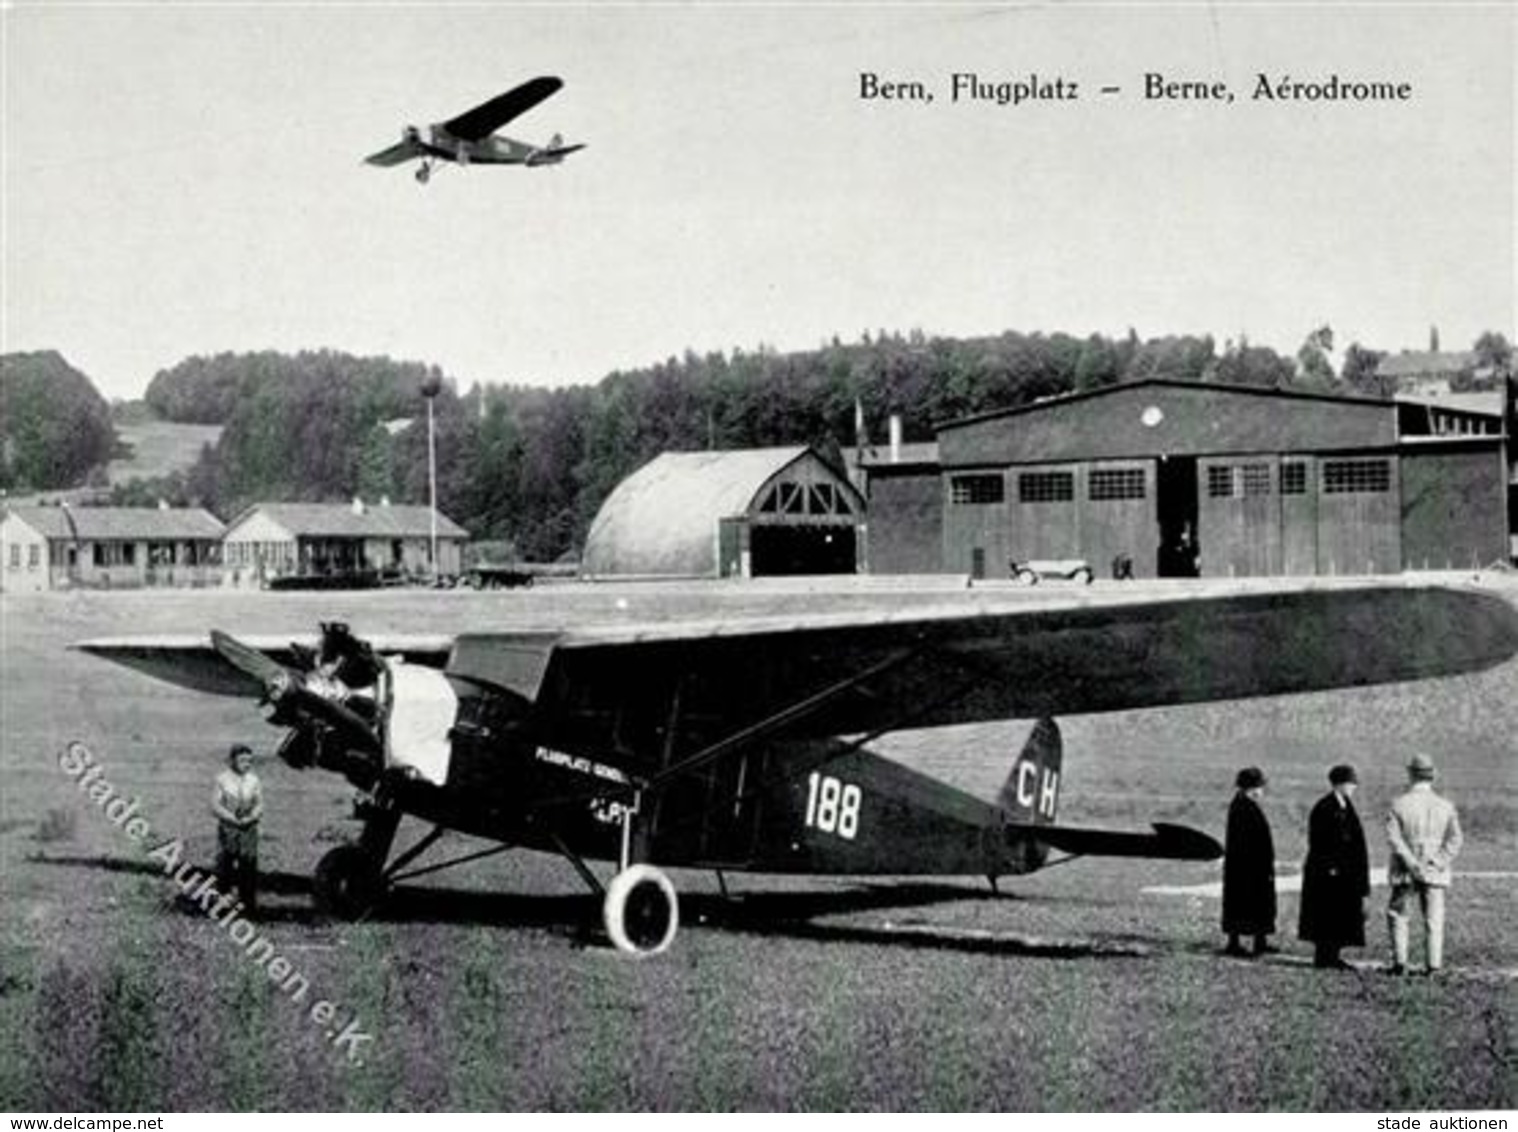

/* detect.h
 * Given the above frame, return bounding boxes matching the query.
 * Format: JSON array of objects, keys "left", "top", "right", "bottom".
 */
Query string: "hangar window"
[
  {"left": 1323, "top": 459, "right": 1391, "bottom": 494},
  {"left": 1241, "top": 465, "right": 1272, "bottom": 496},
  {"left": 1089, "top": 469, "right": 1145, "bottom": 501},
  {"left": 950, "top": 475, "right": 1005, "bottom": 505},
  {"left": 1281, "top": 463, "right": 1308, "bottom": 495},
  {"left": 7, "top": 545, "right": 18, "bottom": 568},
  {"left": 28, "top": 545, "right": 40, "bottom": 568},
  {"left": 1207, "top": 464, "right": 1270, "bottom": 498},
  {"left": 1018, "top": 471, "right": 1074, "bottom": 503}
]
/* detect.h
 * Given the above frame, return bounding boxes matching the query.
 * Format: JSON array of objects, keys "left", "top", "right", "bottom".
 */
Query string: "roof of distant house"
[
  {"left": 226, "top": 502, "right": 467, "bottom": 540},
  {"left": 3, "top": 505, "right": 225, "bottom": 541},
  {"left": 1375, "top": 351, "right": 1478, "bottom": 378},
  {"left": 1394, "top": 391, "right": 1504, "bottom": 417}
]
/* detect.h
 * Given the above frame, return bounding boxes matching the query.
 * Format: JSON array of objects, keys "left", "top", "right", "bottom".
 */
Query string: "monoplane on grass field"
[
  {"left": 364, "top": 76, "right": 583, "bottom": 184},
  {"left": 76, "top": 581, "right": 1518, "bottom": 955}
]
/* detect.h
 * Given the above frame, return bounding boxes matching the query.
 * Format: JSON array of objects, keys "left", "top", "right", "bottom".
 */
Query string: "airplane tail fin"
[
  {"left": 997, "top": 717, "right": 1062, "bottom": 826},
  {"left": 994, "top": 716, "right": 1223, "bottom": 863}
]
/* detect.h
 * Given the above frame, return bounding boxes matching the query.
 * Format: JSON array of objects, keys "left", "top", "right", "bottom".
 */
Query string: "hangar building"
[
  {"left": 583, "top": 447, "right": 864, "bottom": 578},
  {"left": 862, "top": 379, "right": 1507, "bottom": 579}
]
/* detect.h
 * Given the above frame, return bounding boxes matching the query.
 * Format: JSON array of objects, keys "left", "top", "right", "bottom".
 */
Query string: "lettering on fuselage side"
[
  {"left": 534, "top": 746, "right": 630, "bottom": 784},
  {"left": 589, "top": 798, "right": 631, "bottom": 825},
  {"left": 804, "top": 772, "right": 862, "bottom": 840}
]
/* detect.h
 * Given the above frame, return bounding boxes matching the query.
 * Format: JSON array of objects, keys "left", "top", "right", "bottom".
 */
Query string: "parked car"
[{"left": 1009, "top": 558, "right": 1094, "bottom": 585}]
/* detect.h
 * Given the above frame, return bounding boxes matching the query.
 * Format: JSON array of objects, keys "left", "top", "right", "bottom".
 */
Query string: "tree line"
[{"left": 5, "top": 327, "right": 1513, "bottom": 561}]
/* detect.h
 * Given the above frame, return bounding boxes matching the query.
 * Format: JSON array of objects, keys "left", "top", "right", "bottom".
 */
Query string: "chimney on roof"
[
  {"left": 351, "top": 497, "right": 365, "bottom": 515},
  {"left": 889, "top": 415, "right": 903, "bottom": 463}
]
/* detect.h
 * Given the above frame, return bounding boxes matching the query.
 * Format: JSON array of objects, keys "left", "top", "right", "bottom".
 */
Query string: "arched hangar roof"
[{"left": 583, "top": 447, "right": 861, "bottom": 577}]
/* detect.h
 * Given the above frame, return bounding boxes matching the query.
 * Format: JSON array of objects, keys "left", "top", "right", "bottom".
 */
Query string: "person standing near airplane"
[
  {"left": 213, "top": 743, "right": 263, "bottom": 917},
  {"left": 1386, "top": 753, "right": 1463, "bottom": 975},
  {"left": 1223, "top": 766, "right": 1277, "bottom": 957},
  {"left": 1298, "top": 764, "right": 1370, "bottom": 969}
]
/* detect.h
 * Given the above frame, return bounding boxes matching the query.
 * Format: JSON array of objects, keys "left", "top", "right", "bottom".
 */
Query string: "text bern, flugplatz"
[{"left": 859, "top": 73, "right": 1077, "bottom": 105}]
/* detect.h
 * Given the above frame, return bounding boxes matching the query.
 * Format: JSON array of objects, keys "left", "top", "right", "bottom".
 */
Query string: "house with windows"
[
  {"left": 0, "top": 504, "right": 225, "bottom": 592},
  {"left": 855, "top": 379, "right": 1508, "bottom": 579},
  {"left": 220, "top": 499, "right": 467, "bottom": 587}
]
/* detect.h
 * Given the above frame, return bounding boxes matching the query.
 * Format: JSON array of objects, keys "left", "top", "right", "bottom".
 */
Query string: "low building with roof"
[
  {"left": 0, "top": 504, "right": 225, "bottom": 592},
  {"left": 220, "top": 499, "right": 467, "bottom": 587},
  {"left": 583, "top": 447, "right": 865, "bottom": 578}
]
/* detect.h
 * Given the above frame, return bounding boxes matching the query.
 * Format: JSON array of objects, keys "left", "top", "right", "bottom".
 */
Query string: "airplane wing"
[
  {"left": 441, "top": 76, "right": 563, "bottom": 141},
  {"left": 75, "top": 581, "right": 1518, "bottom": 754},
  {"left": 364, "top": 135, "right": 430, "bottom": 167},
  {"left": 451, "top": 581, "right": 1518, "bottom": 755},
  {"left": 73, "top": 633, "right": 457, "bottom": 697}
]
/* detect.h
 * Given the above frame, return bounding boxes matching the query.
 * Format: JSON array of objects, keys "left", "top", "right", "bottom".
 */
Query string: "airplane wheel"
[
  {"left": 314, "top": 844, "right": 384, "bottom": 919},
  {"left": 415, "top": 164, "right": 431, "bottom": 184},
  {"left": 603, "top": 864, "right": 679, "bottom": 956}
]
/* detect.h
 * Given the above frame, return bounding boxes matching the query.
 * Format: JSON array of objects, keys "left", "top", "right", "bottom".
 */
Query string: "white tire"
[{"left": 603, "top": 864, "right": 679, "bottom": 955}]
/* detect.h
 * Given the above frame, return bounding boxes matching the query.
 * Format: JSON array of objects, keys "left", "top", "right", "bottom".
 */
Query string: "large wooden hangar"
[{"left": 861, "top": 379, "right": 1509, "bottom": 580}]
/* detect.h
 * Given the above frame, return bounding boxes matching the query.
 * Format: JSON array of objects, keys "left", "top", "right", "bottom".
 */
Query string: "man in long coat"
[
  {"left": 1298, "top": 764, "right": 1370, "bottom": 968},
  {"left": 1223, "top": 766, "right": 1277, "bottom": 956}
]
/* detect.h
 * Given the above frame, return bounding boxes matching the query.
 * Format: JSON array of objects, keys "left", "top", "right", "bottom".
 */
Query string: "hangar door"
[{"left": 748, "top": 469, "right": 863, "bottom": 576}]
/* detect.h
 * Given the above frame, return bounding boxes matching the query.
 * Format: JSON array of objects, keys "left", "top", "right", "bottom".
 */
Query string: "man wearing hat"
[
  {"left": 1386, "top": 753, "right": 1463, "bottom": 975},
  {"left": 1298, "top": 765, "right": 1370, "bottom": 969},
  {"left": 213, "top": 742, "right": 263, "bottom": 917},
  {"left": 1222, "top": 766, "right": 1277, "bottom": 957}
]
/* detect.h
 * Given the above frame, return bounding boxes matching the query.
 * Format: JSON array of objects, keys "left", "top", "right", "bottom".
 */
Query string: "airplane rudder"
[{"left": 998, "top": 716, "right": 1062, "bottom": 825}]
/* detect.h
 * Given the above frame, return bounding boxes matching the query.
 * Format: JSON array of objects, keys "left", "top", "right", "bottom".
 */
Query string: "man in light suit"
[{"left": 1386, "top": 752, "right": 1463, "bottom": 975}]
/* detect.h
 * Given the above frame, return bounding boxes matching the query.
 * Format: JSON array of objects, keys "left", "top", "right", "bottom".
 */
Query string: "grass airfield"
[{"left": 2, "top": 578, "right": 1516, "bottom": 1111}]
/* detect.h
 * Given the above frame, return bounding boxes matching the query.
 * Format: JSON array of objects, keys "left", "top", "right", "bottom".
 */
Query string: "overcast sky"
[{"left": 3, "top": 2, "right": 1512, "bottom": 401}]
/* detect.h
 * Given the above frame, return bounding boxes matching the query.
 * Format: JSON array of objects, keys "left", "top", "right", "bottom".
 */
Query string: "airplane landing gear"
[
  {"left": 415, "top": 162, "right": 432, "bottom": 184},
  {"left": 314, "top": 844, "right": 384, "bottom": 919},
  {"left": 313, "top": 795, "right": 401, "bottom": 920},
  {"left": 603, "top": 864, "right": 679, "bottom": 956}
]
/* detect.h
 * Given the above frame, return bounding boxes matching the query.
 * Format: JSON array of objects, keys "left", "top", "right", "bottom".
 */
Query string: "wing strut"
[{"left": 644, "top": 648, "right": 920, "bottom": 791}]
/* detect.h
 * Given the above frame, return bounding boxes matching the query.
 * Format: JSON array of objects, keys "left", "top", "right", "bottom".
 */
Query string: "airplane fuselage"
[
  {"left": 423, "top": 125, "right": 574, "bottom": 167},
  {"left": 383, "top": 728, "right": 1052, "bottom": 880}
]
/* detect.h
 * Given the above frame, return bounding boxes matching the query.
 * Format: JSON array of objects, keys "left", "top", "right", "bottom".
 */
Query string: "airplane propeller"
[{"left": 209, "top": 629, "right": 384, "bottom": 780}]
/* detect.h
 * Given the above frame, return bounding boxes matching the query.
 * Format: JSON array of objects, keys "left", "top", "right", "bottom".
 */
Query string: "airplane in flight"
[
  {"left": 364, "top": 76, "right": 584, "bottom": 184},
  {"left": 76, "top": 580, "right": 1518, "bottom": 955}
]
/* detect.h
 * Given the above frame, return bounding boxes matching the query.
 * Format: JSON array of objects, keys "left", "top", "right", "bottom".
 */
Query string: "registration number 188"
[{"left": 804, "top": 772, "right": 861, "bottom": 840}]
